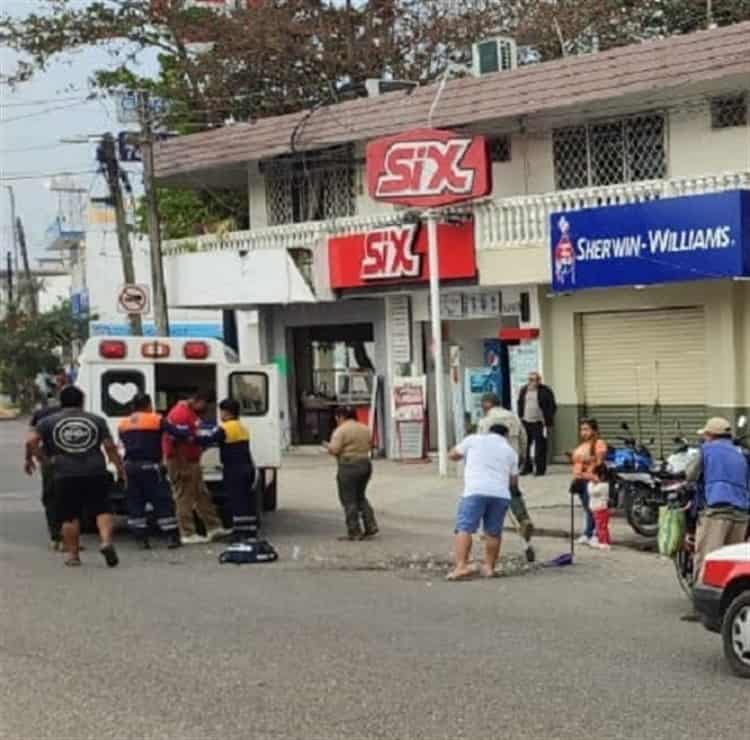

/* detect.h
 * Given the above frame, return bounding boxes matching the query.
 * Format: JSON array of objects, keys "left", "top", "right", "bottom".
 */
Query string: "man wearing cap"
[
  {"left": 478, "top": 394, "right": 534, "bottom": 550},
  {"left": 687, "top": 417, "right": 749, "bottom": 589}
]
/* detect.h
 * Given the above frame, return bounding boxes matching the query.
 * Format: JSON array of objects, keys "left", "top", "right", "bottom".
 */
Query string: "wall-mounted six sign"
[
  {"left": 551, "top": 190, "right": 750, "bottom": 293},
  {"left": 366, "top": 128, "right": 492, "bottom": 208},
  {"left": 328, "top": 220, "right": 476, "bottom": 290}
]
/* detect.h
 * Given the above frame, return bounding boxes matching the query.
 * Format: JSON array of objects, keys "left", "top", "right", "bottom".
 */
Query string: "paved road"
[{"left": 0, "top": 420, "right": 746, "bottom": 740}]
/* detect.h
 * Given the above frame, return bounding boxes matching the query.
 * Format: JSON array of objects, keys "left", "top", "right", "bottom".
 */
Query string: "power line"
[
  {"left": 0, "top": 142, "right": 89, "bottom": 154},
  {"left": 0, "top": 95, "right": 92, "bottom": 108},
  {"left": 0, "top": 169, "right": 99, "bottom": 182},
  {"left": 0, "top": 99, "right": 96, "bottom": 124}
]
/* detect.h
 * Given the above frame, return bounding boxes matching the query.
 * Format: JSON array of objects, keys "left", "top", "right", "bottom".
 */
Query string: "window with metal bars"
[
  {"left": 489, "top": 135, "right": 512, "bottom": 163},
  {"left": 262, "top": 145, "right": 356, "bottom": 226},
  {"left": 552, "top": 113, "right": 666, "bottom": 190},
  {"left": 710, "top": 94, "right": 748, "bottom": 130}
]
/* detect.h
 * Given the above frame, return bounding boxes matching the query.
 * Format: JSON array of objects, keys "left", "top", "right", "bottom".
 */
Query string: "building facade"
[{"left": 154, "top": 23, "right": 750, "bottom": 457}]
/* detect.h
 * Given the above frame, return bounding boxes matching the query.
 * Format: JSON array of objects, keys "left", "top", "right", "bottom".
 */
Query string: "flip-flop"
[
  {"left": 64, "top": 557, "right": 81, "bottom": 567},
  {"left": 446, "top": 570, "right": 476, "bottom": 582}
]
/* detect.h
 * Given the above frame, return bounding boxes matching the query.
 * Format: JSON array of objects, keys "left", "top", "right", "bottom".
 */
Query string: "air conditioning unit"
[
  {"left": 364, "top": 79, "right": 418, "bottom": 98},
  {"left": 472, "top": 37, "right": 518, "bottom": 76}
]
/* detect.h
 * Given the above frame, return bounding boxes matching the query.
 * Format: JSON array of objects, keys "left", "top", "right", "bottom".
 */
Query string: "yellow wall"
[{"left": 542, "top": 280, "right": 746, "bottom": 410}]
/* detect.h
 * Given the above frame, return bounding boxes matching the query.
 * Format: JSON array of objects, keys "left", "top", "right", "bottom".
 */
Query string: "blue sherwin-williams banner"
[
  {"left": 550, "top": 190, "right": 749, "bottom": 292},
  {"left": 90, "top": 322, "right": 223, "bottom": 339}
]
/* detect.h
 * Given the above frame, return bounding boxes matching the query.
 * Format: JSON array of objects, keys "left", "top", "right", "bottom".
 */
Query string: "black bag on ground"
[{"left": 218, "top": 540, "right": 278, "bottom": 565}]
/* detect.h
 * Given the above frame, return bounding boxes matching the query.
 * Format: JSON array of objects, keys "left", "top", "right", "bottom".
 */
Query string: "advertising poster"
[
  {"left": 509, "top": 342, "right": 539, "bottom": 414},
  {"left": 483, "top": 339, "right": 504, "bottom": 399},
  {"left": 449, "top": 345, "right": 465, "bottom": 445},
  {"left": 464, "top": 368, "right": 498, "bottom": 427},
  {"left": 391, "top": 376, "right": 427, "bottom": 460}
]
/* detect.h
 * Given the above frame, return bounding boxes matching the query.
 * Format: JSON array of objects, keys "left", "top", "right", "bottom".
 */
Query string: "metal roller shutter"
[{"left": 581, "top": 308, "right": 707, "bottom": 447}]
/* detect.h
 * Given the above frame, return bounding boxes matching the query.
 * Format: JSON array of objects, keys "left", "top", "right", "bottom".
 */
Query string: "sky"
[{"left": 0, "top": 0, "right": 158, "bottom": 264}]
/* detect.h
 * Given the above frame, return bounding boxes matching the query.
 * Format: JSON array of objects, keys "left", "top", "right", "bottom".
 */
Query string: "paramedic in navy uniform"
[{"left": 117, "top": 393, "right": 191, "bottom": 549}]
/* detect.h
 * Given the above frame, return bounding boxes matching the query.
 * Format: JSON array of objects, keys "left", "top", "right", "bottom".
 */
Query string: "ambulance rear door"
[
  {"left": 90, "top": 362, "right": 155, "bottom": 440},
  {"left": 220, "top": 365, "right": 281, "bottom": 470}
]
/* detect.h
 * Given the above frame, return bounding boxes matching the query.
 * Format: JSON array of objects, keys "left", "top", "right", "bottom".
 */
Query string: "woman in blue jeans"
[{"left": 569, "top": 418, "right": 608, "bottom": 546}]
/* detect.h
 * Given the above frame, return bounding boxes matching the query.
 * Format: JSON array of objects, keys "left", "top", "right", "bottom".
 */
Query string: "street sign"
[
  {"left": 117, "top": 284, "right": 150, "bottom": 315},
  {"left": 117, "top": 131, "right": 174, "bottom": 162},
  {"left": 366, "top": 128, "right": 492, "bottom": 208},
  {"left": 115, "top": 92, "right": 167, "bottom": 125}
]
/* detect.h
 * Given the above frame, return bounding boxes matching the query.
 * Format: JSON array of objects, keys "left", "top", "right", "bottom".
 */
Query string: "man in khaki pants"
[
  {"left": 325, "top": 406, "right": 378, "bottom": 541},
  {"left": 164, "top": 390, "right": 231, "bottom": 545}
]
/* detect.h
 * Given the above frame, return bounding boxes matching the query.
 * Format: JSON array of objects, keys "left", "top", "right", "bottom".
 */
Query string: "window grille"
[
  {"left": 263, "top": 145, "right": 355, "bottom": 226},
  {"left": 710, "top": 94, "right": 748, "bottom": 130},
  {"left": 489, "top": 135, "right": 512, "bottom": 163},
  {"left": 553, "top": 113, "right": 666, "bottom": 190}
]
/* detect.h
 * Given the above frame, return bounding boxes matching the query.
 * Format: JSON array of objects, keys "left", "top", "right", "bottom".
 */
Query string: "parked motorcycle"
[{"left": 607, "top": 422, "right": 694, "bottom": 538}]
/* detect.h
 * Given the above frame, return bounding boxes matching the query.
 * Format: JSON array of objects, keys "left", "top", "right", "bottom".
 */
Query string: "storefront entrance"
[{"left": 289, "top": 323, "right": 376, "bottom": 445}]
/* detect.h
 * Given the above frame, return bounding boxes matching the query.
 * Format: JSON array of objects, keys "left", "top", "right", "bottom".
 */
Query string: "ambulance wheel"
[{"left": 262, "top": 469, "right": 277, "bottom": 512}]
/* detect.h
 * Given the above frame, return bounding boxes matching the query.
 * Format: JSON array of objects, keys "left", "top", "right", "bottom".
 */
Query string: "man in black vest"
[{"left": 517, "top": 372, "right": 557, "bottom": 477}]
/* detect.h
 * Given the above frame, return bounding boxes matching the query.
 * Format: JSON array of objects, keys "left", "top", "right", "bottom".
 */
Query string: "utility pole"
[
  {"left": 97, "top": 133, "right": 143, "bottom": 336},
  {"left": 5, "top": 252, "right": 12, "bottom": 307},
  {"left": 4, "top": 186, "right": 19, "bottom": 270},
  {"left": 15, "top": 217, "right": 38, "bottom": 317},
  {"left": 138, "top": 91, "right": 170, "bottom": 337},
  {"left": 707, "top": 0, "right": 715, "bottom": 28}
]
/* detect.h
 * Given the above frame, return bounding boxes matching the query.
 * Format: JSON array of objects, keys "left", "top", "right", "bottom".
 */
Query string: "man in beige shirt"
[{"left": 325, "top": 406, "right": 378, "bottom": 540}]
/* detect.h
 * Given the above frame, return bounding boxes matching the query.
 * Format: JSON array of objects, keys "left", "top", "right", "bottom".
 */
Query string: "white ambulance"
[{"left": 76, "top": 336, "right": 281, "bottom": 516}]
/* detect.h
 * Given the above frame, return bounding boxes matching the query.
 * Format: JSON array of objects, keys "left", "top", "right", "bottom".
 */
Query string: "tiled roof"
[{"left": 155, "top": 22, "right": 750, "bottom": 180}]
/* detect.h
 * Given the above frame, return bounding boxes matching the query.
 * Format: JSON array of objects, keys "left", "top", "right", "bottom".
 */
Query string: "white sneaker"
[
  {"left": 588, "top": 536, "right": 600, "bottom": 547},
  {"left": 206, "top": 527, "right": 232, "bottom": 541},
  {"left": 576, "top": 535, "right": 590, "bottom": 545},
  {"left": 181, "top": 534, "right": 209, "bottom": 545},
  {"left": 596, "top": 543, "right": 611, "bottom": 551}
]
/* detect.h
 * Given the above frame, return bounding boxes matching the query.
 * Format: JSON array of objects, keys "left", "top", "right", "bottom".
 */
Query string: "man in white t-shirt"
[{"left": 447, "top": 424, "right": 519, "bottom": 580}]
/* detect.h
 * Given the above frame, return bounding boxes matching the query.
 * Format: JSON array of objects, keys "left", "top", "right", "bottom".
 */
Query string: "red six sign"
[{"left": 366, "top": 128, "right": 492, "bottom": 208}]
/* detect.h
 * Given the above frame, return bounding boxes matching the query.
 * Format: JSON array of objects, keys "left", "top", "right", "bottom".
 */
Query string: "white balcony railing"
[
  {"left": 163, "top": 213, "right": 403, "bottom": 256},
  {"left": 474, "top": 170, "right": 750, "bottom": 251},
  {"left": 164, "top": 170, "right": 750, "bottom": 260}
]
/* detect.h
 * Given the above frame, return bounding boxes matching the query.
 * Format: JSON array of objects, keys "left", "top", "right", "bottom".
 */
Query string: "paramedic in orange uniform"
[{"left": 117, "top": 393, "right": 189, "bottom": 549}]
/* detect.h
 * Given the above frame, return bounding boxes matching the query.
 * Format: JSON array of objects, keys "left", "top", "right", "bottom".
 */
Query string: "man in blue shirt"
[{"left": 688, "top": 417, "right": 749, "bottom": 586}]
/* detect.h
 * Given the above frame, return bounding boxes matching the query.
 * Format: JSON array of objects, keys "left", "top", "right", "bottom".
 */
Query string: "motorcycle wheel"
[{"left": 624, "top": 483, "right": 660, "bottom": 538}]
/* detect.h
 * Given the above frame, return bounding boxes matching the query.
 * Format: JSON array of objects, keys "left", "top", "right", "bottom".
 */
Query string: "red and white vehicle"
[
  {"left": 694, "top": 541, "right": 750, "bottom": 678},
  {"left": 76, "top": 336, "right": 281, "bottom": 516}
]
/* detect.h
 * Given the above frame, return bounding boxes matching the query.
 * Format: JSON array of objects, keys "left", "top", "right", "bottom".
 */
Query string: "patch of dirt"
[{"left": 303, "top": 552, "right": 544, "bottom": 581}]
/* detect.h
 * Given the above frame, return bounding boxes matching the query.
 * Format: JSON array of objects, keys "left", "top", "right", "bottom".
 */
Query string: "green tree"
[{"left": 0, "top": 301, "right": 90, "bottom": 412}]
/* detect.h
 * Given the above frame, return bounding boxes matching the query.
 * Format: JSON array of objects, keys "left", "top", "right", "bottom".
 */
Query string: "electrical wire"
[
  {"left": 0, "top": 99, "right": 97, "bottom": 124},
  {"left": 0, "top": 169, "right": 99, "bottom": 182},
  {"left": 0, "top": 95, "right": 92, "bottom": 108}
]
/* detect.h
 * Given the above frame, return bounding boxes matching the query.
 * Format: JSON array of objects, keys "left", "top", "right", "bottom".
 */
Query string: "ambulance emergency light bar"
[{"left": 98, "top": 340, "right": 211, "bottom": 361}]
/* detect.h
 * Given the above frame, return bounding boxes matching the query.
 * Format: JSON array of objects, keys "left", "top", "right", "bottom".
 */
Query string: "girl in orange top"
[{"left": 569, "top": 418, "right": 608, "bottom": 545}]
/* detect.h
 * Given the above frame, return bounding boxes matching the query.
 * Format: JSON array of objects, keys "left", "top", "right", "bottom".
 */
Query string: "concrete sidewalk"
[{"left": 278, "top": 449, "right": 656, "bottom": 550}]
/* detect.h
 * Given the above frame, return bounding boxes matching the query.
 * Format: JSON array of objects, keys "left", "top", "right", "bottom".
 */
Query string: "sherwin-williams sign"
[{"left": 550, "top": 190, "right": 750, "bottom": 292}]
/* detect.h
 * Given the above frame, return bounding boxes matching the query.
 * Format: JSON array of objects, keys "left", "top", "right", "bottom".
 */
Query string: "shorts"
[
  {"left": 455, "top": 495, "right": 510, "bottom": 537},
  {"left": 54, "top": 474, "right": 113, "bottom": 523}
]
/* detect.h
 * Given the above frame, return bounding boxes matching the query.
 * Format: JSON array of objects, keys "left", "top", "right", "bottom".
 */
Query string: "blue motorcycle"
[{"left": 606, "top": 423, "right": 662, "bottom": 537}]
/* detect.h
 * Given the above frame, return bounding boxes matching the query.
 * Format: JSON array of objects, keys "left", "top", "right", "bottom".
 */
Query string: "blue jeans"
[
  {"left": 570, "top": 479, "right": 596, "bottom": 538},
  {"left": 455, "top": 496, "right": 510, "bottom": 537}
]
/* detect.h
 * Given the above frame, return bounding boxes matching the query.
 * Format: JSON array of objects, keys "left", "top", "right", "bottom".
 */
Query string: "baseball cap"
[{"left": 697, "top": 417, "right": 732, "bottom": 436}]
